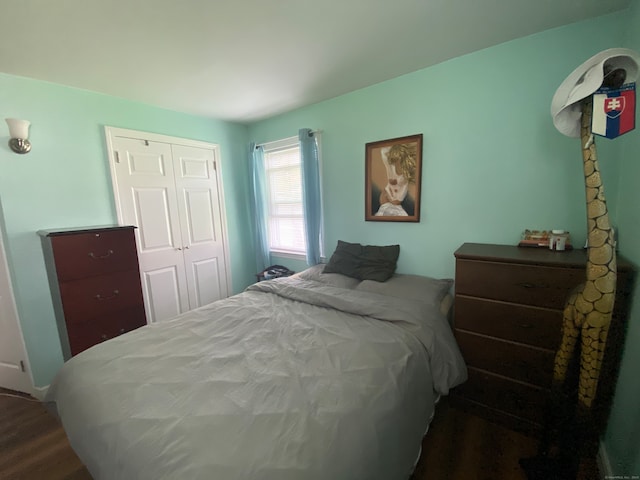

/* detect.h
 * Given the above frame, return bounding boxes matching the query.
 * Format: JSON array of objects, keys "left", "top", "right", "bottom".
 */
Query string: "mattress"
[{"left": 45, "top": 276, "right": 467, "bottom": 480}]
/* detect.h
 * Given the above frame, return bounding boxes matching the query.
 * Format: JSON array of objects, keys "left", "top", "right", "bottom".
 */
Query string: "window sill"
[{"left": 270, "top": 250, "right": 306, "bottom": 260}]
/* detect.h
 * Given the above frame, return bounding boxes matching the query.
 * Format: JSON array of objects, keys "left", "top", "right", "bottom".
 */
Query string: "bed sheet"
[{"left": 46, "top": 276, "right": 466, "bottom": 480}]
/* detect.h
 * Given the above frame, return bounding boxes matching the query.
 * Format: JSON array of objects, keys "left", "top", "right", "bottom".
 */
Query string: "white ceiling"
[{"left": 0, "top": 0, "right": 631, "bottom": 124}]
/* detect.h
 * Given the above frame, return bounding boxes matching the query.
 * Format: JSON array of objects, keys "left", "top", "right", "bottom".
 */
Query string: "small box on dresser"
[
  {"left": 39, "top": 225, "right": 147, "bottom": 360},
  {"left": 451, "top": 242, "right": 634, "bottom": 438}
]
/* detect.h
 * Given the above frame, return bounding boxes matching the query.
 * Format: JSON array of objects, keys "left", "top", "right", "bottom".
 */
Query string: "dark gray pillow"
[{"left": 323, "top": 240, "right": 399, "bottom": 281}]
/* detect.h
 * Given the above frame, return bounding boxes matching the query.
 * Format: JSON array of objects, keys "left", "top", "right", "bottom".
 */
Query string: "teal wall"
[
  {"left": 603, "top": 1, "right": 640, "bottom": 476},
  {"left": 250, "top": 10, "right": 640, "bottom": 475},
  {"left": 249, "top": 13, "right": 625, "bottom": 278},
  {"left": 2, "top": 6, "right": 639, "bottom": 473},
  {"left": 0, "top": 75, "right": 254, "bottom": 387}
]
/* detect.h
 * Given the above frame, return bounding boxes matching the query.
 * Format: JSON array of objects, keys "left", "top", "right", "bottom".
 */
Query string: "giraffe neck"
[{"left": 580, "top": 98, "right": 617, "bottom": 282}]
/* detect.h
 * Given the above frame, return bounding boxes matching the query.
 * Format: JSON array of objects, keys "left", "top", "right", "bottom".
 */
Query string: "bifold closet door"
[
  {"left": 110, "top": 136, "right": 230, "bottom": 323},
  {"left": 171, "top": 144, "right": 227, "bottom": 309}
]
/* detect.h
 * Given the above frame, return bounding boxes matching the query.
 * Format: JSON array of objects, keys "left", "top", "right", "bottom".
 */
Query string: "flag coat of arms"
[{"left": 592, "top": 83, "right": 636, "bottom": 139}]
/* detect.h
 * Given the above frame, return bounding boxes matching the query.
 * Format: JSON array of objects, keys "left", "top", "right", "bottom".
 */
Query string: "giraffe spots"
[
  {"left": 596, "top": 215, "right": 611, "bottom": 230},
  {"left": 586, "top": 187, "right": 598, "bottom": 203},
  {"left": 588, "top": 229, "right": 609, "bottom": 248},
  {"left": 595, "top": 293, "right": 615, "bottom": 314},
  {"left": 594, "top": 271, "right": 616, "bottom": 294},
  {"left": 587, "top": 263, "right": 608, "bottom": 280},
  {"left": 584, "top": 160, "right": 595, "bottom": 176},
  {"left": 582, "top": 282, "right": 602, "bottom": 303},
  {"left": 600, "top": 330, "right": 609, "bottom": 342},
  {"left": 589, "top": 243, "right": 613, "bottom": 265},
  {"left": 586, "top": 170, "right": 601, "bottom": 188},
  {"left": 575, "top": 296, "right": 593, "bottom": 315},
  {"left": 582, "top": 311, "right": 611, "bottom": 330},
  {"left": 588, "top": 198, "right": 607, "bottom": 219}
]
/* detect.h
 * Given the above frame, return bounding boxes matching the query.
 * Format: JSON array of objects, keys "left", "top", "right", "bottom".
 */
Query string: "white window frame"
[{"left": 261, "top": 134, "right": 324, "bottom": 261}]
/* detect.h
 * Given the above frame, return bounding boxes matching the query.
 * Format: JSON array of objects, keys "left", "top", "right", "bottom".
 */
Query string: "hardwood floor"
[
  {"left": 0, "top": 388, "right": 598, "bottom": 479},
  {"left": 0, "top": 388, "right": 90, "bottom": 480},
  {"left": 413, "top": 399, "right": 600, "bottom": 480}
]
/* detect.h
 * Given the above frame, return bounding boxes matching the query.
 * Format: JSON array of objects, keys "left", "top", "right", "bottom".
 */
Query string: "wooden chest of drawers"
[
  {"left": 451, "top": 243, "right": 634, "bottom": 436},
  {"left": 39, "top": 225, "right": 147, "bottom": 360}
]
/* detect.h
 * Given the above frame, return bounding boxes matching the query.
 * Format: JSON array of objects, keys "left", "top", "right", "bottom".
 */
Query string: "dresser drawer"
[
  {"left": 455, "top": 330, "right": 555, "bottom": 388},
  {"left": 67, "top": 306, "right": 147, "bottom": 356},
  {"left": 454, "top": 296, "right": 562, "bottom": 349},
  {"left": 51, "top": 229, "right": 139, "bottom": 281},
  {"left": 59, "top": 270, "right": 144, "bottom": 324},
  {"left": 453, "top": 367, "right": 548, "bottom": 424},
  {"left": 455, "top": 259, "right": 584, "bottom": 308}
]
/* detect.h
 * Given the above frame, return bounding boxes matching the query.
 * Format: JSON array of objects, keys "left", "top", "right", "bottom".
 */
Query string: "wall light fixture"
[{"left": 5, "top": 118, "right": 31, "bottom": 154}]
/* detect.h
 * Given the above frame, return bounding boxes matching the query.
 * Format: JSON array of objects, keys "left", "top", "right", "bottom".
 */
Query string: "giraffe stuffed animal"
[
  {"left": 520, "top": 49, "right": 639, "bottom": 480},
  {"left": 552, "top": 98, "right": 617, "bottom": 410}
]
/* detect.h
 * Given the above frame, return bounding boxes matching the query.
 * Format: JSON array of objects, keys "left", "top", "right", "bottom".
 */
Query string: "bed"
[{"left": 45, "top": 259, "right": 467, "bottom": 480}]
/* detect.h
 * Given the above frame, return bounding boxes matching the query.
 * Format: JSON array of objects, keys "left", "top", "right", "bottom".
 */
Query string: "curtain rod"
[{"left": 255, "top": 129, "right": 322, "bottom": 149}]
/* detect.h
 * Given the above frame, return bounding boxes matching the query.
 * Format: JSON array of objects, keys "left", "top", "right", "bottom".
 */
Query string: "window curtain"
[
  {"left": 250, "top": 143, "right": 270, "bottom": 272},
  {"left": 299, "top": 129, "right": 321, "bottom": 265}
]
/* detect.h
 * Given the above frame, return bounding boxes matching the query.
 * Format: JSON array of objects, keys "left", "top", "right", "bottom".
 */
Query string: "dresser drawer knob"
[
  {"left": 518, "top": 323, "right": 534, "bottom": 329},
  {"left": 101, "top": 334, "right": 108, "bottom": 340},
  {"left": 119, "top": 328, "right": 125, "bottom": 334},
  {"left": 95, "top": 289, "right": 120, "bottom": 301},
  {"left": 89, "top": 249, "right": 114, "bottom": 260}
]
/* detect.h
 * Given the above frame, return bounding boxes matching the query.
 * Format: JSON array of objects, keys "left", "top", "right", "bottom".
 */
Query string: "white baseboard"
[
  {"left": 31, "top": 385, "right": 49, "bottom": 401},
  {"left": 598, "top": 440, "right": 613, "bottom": 478}
]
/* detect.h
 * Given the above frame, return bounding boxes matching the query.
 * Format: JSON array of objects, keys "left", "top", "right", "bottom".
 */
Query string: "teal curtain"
[
  {"left": 299, "top": 129, "right": 321, "bottom": 265},
  {"left": 250, "top": 143, "right": 270, "bottom": 272}
]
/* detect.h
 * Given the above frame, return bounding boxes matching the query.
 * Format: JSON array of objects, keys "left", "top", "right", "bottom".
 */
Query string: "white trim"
[
  {"left": 32, "top": 385, "right": 49, "bottom": 401},
  {"left": 598, "top": 440, "right": 613, "bottom": 478},
  {"left": 271, "top": 250, "right": 306, "bottom": 260},
  {"left": 104, "top": 126, "right": 233, "bottom": 299},
  {"left": 105, "top": 126, "right": 221, "bottom": 150}
]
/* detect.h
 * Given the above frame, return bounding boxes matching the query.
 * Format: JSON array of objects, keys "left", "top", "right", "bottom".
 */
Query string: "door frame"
[
  {"left": 0, "top": 225, "right": 34, "bottom": 395},
  {"left": 104, "top": 126, "right": 233, "bottom": 302}
]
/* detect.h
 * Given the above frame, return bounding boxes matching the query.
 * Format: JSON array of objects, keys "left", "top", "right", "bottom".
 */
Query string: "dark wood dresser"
[
  {"left": 39, "top": 225, "right": 147, "bottom": 360},
  {"left": 451, "top": 242, "right": 634, "bottom": 436}
]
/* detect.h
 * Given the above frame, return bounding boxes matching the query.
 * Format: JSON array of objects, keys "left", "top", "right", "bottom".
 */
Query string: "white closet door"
[
  {"left": 111, "top": 137, "right": 189, "bottom": 322},
  {"left": 171, "top": 144, "right": 229, "bottom": 308}
]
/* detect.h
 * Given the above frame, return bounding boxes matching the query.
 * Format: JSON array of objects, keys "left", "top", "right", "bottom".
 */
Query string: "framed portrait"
[{"left": 365, "top": 134, "right": 423, "bottom": 222}]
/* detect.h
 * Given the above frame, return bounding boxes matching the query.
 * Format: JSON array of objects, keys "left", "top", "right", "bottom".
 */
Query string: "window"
[{"left": 264, "top": 142, "right": 306, "bottom": 256}]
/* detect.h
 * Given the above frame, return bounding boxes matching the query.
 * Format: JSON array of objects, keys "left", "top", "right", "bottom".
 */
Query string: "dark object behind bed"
[{"left": 323, "top": 240, "right": 399, "bottom": 282}]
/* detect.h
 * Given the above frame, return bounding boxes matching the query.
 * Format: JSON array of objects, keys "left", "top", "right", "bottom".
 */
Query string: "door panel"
[
  {"left": 172, "top": 144, "right": 229, "bottom": 309},
  {"left": 185, "top": 189, "right": 216, "bottom": 244},
  {"left": 134, "top": 188, "right": 175, "bottom": 250},
  {"left": 143, "top": 266, "right": 183, "bottom": 322},
  {"left": 191, "top": 257, "right": 222, "bottom": 306},
  {"left": 112, "top": 137, "right": 189, "bottom": 322}
]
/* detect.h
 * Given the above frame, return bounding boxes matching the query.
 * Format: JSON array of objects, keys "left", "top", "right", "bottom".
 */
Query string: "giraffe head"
[{"left": 551, "top": 48, "right": 640, "bottom": 138}]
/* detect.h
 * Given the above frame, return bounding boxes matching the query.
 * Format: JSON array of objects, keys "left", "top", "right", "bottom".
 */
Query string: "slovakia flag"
[{"left": 592, "top": 83, "right": 636, "bottom": 139}]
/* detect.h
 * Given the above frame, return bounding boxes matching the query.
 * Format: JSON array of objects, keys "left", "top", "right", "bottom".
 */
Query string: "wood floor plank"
[
  {"left": 0, "top": 388, "right": 91, "bottom": 480},
  {"left": 1, "top": 388, "right": 598, "bottom": 479}
]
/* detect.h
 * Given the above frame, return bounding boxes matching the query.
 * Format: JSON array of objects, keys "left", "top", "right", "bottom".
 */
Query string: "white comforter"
[{"left": 46, "top": 277, "right": 466, "bottom": 480}]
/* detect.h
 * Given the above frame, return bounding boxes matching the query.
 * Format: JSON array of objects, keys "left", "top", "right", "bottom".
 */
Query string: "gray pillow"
[
  {"left": 293, "top": 264, "right": 361, "bottom": 289},
  {"left": 323, "top": 240, "right": 399, "bottom": 282},
  {"left": 355, "top": 274, "right": 453, "bottom": 307}
]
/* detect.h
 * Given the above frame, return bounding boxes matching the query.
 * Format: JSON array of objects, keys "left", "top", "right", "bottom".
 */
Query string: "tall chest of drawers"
[
  {"left": 39, "top": 225, "right": 147, "bottom": 360},
  {"left": 451, "top": 243, "right": 634, "bottom": 436}
]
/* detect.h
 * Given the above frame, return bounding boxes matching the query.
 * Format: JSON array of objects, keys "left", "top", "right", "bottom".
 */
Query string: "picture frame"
[{"left": 365, "top": 134, "right": 423, "bottom": 222}]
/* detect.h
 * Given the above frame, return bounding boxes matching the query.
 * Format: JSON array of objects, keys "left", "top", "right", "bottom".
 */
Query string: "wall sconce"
[{"left": 5, "top": 118, "right": 31, "bottom": 154}]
